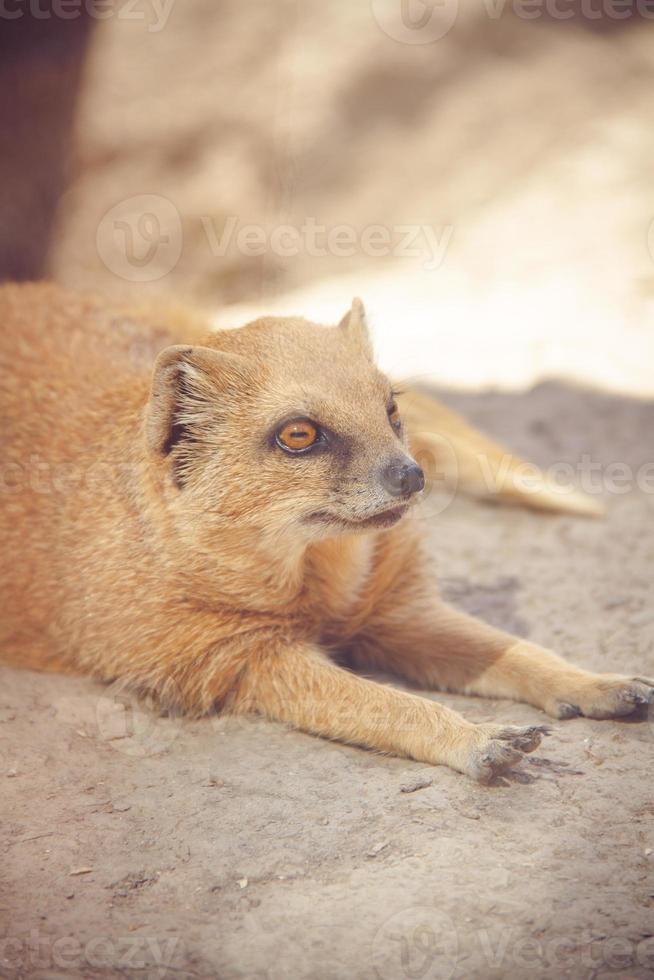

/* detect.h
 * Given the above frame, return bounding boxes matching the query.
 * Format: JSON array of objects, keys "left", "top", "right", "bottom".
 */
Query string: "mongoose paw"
[
  {"left": 466, "top": 724, "right": 549, "bottom": 784},
  {"left": 548, "top": 676, "right": 654, "bottom": 720}
]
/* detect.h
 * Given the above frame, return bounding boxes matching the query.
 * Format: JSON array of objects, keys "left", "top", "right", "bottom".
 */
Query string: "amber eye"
[
  {"left": 388, "top": 403, "right": 401, "bottom": 432},
  {"left": 276, "top": 419, "right": 320, "bottom": 453}
]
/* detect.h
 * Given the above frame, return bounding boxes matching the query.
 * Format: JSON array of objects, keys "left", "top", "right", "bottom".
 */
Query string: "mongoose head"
[{"left": 146, "top": 299, "right": 424, "bottom": 541}]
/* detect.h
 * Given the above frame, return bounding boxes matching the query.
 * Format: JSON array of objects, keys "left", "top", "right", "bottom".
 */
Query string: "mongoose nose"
[{"left": 381, "top": 459, "right": 425, "bottom": 498}]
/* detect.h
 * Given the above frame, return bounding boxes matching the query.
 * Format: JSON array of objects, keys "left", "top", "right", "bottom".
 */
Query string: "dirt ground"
[{"left": 2, "top": 381, "right": 653, "bottom": 980}]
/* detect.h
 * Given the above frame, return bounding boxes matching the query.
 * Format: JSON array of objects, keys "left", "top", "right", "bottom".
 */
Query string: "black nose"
[{"left": 381, "top": 459, "right": 425, "bottom": 498}]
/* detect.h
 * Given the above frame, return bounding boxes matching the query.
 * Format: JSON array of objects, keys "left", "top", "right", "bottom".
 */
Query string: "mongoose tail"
[{"left": 398, "top": 387, "right": 605, "bottom": 517}]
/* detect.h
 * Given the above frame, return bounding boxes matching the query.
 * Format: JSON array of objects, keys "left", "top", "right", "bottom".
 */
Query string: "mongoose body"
[{"left": 1, "top": 283, "right": 651, "bottom": 782}]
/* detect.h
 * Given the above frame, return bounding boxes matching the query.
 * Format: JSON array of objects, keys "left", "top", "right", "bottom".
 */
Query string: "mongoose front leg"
[
  {"left": 230, "top": 640, "right": 546, "bottom": 782},
  {"left": 355, "top": 600, "right": 654, "bottom": 720}
]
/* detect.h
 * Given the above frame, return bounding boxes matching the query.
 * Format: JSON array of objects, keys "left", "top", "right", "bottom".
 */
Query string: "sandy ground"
[{"left": 2, "top": 381, "right": 653, "bottom": 980}]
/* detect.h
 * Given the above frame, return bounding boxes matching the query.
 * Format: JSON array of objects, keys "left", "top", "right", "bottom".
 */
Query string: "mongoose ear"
[
  {"left": 338, "top": 297, "right": 373, "bottom": 359},
  {"left": 146, "top": 344, "right": 249, "bottom": 456}
]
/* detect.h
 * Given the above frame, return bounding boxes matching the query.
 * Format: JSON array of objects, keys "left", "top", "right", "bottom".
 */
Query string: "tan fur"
[{"left": 1, "top": 283, "right": 651, "bottom": 782}]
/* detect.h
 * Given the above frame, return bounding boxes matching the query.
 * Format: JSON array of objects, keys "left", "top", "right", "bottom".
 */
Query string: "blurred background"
[{"left": 2, "top": 0, "right": 654, "bottom": 394}]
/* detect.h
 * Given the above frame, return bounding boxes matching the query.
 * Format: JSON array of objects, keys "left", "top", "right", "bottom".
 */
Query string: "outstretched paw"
[
  {"left": 466, "top": 724, "right": 550, "bottom": 784},
  {"left": 549, "top": 676, "right": 654, "bottom": 720}
]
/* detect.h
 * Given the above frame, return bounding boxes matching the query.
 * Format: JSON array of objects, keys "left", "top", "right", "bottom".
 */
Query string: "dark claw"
[
  {"left": 558, "top": 703, "right": 582, "bottom": 719},
  {"left": 626, "top": 691, "right": 651, "bottom": 704}
]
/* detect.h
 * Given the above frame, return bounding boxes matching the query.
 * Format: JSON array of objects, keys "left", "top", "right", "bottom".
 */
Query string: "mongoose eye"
[
  {"left": 388, "top": 403, "right": 402, "bottom": 432},
  {"left": 276, "top": 419, "right": 320, "bottom": 453}
]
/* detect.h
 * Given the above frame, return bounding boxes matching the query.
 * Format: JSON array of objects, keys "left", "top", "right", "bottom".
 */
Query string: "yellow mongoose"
[{"left": 1, "top": 283, "right": 651, "bottom": 782}]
